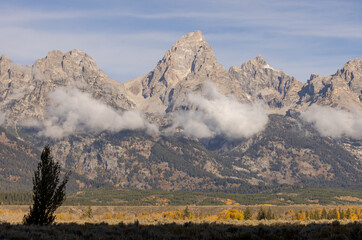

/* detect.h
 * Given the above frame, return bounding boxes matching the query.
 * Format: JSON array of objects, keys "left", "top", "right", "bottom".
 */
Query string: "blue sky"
[{"left": 0, "top": 0, "right": 361, "bottom": 82}]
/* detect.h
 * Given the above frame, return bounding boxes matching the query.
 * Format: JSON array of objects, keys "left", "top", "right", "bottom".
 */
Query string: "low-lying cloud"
[
  {"left": 36, "top": 87, "right": 158, "bottom": 138},
  {"left": 165, "top": 83, "right": 268, "bottom": 139},
  {"left": 301, "top": 105, "right": 362, "bottom": 138}
]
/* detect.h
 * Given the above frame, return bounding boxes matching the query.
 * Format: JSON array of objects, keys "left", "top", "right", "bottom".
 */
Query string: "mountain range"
[{"left": 0, "top": 31, "right": 361, "bottom": 192}]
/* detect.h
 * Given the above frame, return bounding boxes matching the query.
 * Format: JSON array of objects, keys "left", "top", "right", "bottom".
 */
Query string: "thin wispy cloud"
[
  {"left": 2, "top": 4, "right": 361, "bottom": 39},
  {"left": 0, "top": 0, "right": 361, "bottom": 82}
]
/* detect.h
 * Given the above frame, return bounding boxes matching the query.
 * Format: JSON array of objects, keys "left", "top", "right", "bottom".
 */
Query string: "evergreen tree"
[
  {"left": 346, "top": 208, "right": 351, "bottom": 219},
  {"left": 257, "top": 207, "right": 266, "bottom": 220},
  {"left": 339, "top": 209, "right": 345, "bottom": 220},
  {"left": 182, "top": 206, "right": 191, "bottom": 219},
  {"left": 244, "top": 207, "right": 252, "bottom": 220},
  {"left": 321, "top": 208, "right": 327, "bottom": 219},
  {"left": 266, "top": 208, "right": 273, "bottom": 220},
  {"left": 328, "top": 209, "right": 338, "bottom": 220},
  {"left": 23, "top": 145, "right": 70, "bottom": 225},
  {"left": 83, "top": 206, "right": 93, "bottom": 219}
]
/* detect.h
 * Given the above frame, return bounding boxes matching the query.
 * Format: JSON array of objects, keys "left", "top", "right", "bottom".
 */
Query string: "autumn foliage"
[
  {"left": 293, "top": 207, "right": 362, "bottom": 221},
  {"left": 1, "top": 206, "right": 362, "bottom": 224}
]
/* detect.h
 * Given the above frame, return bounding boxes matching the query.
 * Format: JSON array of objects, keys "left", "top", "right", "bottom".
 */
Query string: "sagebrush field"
[
  {"left": 1, "top": 204, "right": 361, "bottom": 223},
  {"left": 1, "top": 205, "right": 362, "bottom": 239}
]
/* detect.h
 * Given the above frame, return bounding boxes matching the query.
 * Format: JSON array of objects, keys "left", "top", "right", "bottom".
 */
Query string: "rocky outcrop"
[
  {"left": 125, "top": 31, "right": 248, "bottom": 113},
  {"left": 229, "top": 55, "right": 303, "bottom": 110},
  {"left": 126, "top": 31, "right": 305, "bottom": 114},
  {"left": 0, "top": 50, "right": 132, "bottom": 126},
  {"left": 297, "top": 58, "right": 362, "bottom": 110}
]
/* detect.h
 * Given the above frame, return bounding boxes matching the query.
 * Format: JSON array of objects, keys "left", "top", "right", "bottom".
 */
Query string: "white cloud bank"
[
  {"left": 165, "top": 83, "right": 268, "bottom": 139},
  {"left": 36, "top": 87, "right": 158, "bottom": 138},
  {"left": 301, "top": 105, "right": 362, "bottom": 138}
]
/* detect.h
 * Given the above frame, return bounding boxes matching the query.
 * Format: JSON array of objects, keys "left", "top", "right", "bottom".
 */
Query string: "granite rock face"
[
  {"left": 125, "top": 31, "right": 248, "bottom": 113},
  {"left": 0, "top": 50, "right": 132, "bottom": 126},
  {"left": 297, "top": 58, "right": 362, "bottom": 110},
  {"left": 126, "top": 31, "right": 307, "bottom": 114},
  {"left": 229, "top": 55, "right": 303, "bottom": 110},
  {"left": 0, "top": 31, "right": 361, "bottom": 191}
]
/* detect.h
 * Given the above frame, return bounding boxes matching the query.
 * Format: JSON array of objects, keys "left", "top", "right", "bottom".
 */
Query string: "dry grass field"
[
  {"left": 1, "top": 205, "right": 361, "bottom": 239},
  {"left": 1, "top": 204, "right": 361, "bottom": 224}
]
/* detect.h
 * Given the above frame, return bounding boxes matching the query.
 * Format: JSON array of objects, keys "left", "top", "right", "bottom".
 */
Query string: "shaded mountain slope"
[
  {"left": 0, "top": 127, "right": 39, "bottom": 191},
  {"left": 221, "top": 114, "right": 361, "bottom": 187}
]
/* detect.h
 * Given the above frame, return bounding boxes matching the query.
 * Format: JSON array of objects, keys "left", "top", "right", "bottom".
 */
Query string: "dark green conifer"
[
  {"left": 182, "top": 206, "right": 191, "bottom": 219},
  {"left": 84, "top": 206, "right": 93, "bottom": 219},
  {"left": 24, "top": 145, "right": 70, "bottom": 225},
  {"left": 244, "top": 207, "right": 252, "bottom": 220},
  {"left": 266, "top": 208, "right": 273, "bottom": 220},
  {"left": 346, "top": 208, "right": 351, "bottom": 219},
  {"left": 339, "top": 209, "right": 345, "bottom": 220},
  {"left": 321, "top": 208, "right": 328, "bottom": 219},
  {"left": 257, "top": 207, "right": 266, "bottom": 220}
]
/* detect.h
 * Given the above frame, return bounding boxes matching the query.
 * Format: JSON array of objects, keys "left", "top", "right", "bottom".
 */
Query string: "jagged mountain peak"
[
  {"left": 163, "top": 30, "right": 216, "bottom": 75},
  {"left": 1, "top": 32, "right": 362, "bottom": 192},
  {"left": 31, "top": 49, "right": 101, "bottom": 83},
  {"left": 68, "top": 48, "right": 87, "bottom": 56},
  {"left": 337, "top": 58, "right": 362, "bottom": 104},
  {"left": 41, "top": 49, "right": 97, "bottom": 69},
  {"left": 334, "top": 58, "right": 362, "bottom": 82},
  {"left": 238, "top": 55, "right": 278, "bottom": 72},
  {"left": 0, "top": 49, "right": 132, "bottom": 125},
  {"left": 45, "top": 49, "right": 64, "bottom": 59},
  {"left": 343, "top": 57, "right": 362, "bottom": 70},
  {"left": 229, "top": 56, "right": 302, "bottom": 109},
  {"left": 327, "top": 57, "right": 358, "bottom": 76},
  {"left": 0, "top": 54, "right": 12, "bottom": 62},
  {"left": 0, "top": 54, "right": 13, "bottom": 67},
  {"left": 309, "top": 73, "right": 322, "bottom": 81},
  {"left": 129, "top": 30, "right": 229, "bottom": 112},
  {"left": 65, "top": 49, "right": 96, "bottom": 66},
  {"left": 250, "top": 54, "right": 268, "bottom": 66},
  {"left": 332, "top": 58, "right": 362, "bottom": 78},
  {"left": 44, "top": 49, "right": 92, "bottom": 59},
  {"left": 175, "top": 30, "right": 205, "bottom": 44},
  {"left": 297, "top": 58, "right": 362, "bottom": 110},
  {"left": 0, "top": 54, "right": 13, "bottom": 76}
]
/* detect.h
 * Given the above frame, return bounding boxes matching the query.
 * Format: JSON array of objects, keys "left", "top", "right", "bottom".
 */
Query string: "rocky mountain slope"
[
  {"left": 0, "top": 50, "right": 132, "bottom": 126},
  {"left": 0, "top": 31, "right": 361, "bottom": 192},
  {"left": 228, "top": 55, "right": 303, "bottom": 110},
  {"left": 297, "top": 58, "right": 362, "bottom": 111},
  {"left": 125, "top": 31, "right": 249, "bottom": 113},
  {"left": 0, "top": 127, "right": 39, "bottom": 191}
]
